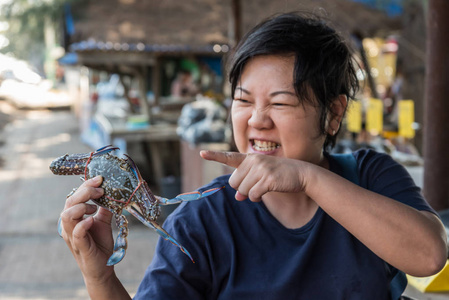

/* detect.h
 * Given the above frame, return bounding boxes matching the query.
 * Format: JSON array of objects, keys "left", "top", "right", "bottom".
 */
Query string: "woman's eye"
[
  {"left": 273, "top": 102, "right": 291, "bottom": 107},
  {"left": 234, "top": 98, "right": 250, "bottom": 103}
]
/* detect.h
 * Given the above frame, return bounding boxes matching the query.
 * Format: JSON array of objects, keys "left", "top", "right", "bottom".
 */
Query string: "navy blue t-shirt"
[{"left": 134, "top": 149, "right": 436, "bottom": 300}]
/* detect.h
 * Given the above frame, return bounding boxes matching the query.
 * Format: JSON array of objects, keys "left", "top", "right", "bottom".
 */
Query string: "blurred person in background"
[{"left": 171, "top": 69, "right": 198, "bottom": 97}]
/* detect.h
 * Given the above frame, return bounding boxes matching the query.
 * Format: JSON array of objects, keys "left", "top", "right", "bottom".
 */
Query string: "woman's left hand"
[{"left": 200, "top": 150, "right": 310, "bottom": 202}]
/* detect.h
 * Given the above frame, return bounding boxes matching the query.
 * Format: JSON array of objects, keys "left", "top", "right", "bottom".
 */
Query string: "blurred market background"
[{"left": 1, "top": 0, "right": 449, "bottom": 299}]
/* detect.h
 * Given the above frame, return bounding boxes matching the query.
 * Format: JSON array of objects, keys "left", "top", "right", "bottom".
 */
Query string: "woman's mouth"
[{"left": 251, "top": 139, "right": 280, "bottom": 152}]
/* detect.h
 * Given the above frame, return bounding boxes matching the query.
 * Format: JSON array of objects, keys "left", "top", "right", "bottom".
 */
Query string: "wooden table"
[{"left": 94, "top": 113, "right": 180, "bottom": 191}]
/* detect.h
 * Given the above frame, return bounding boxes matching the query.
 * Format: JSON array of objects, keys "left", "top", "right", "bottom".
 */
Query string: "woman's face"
[{"left": 231, "top": 55, "right": 326, "bottom": 165}]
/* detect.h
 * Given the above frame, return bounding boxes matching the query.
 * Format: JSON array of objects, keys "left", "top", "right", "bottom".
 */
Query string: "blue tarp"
[
  {"left": 57, "top": 52, "right": 78, "bottom": 65},
  {"left": 350, "top": 0, "right": 403, "bottom": 17}
]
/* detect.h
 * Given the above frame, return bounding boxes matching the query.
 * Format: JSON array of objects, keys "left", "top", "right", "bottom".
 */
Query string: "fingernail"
[
  {"left": 87, "top": 204, "right": 98, "bottom": 214},
  {"left": 235, "top": 191, "right": 247, "bottom": 201},
  {"left": 84, "top": 216, "right": 94, "bottom": 225},
  {"left": 92, "top": 175, "right": 102, "bottom": 183}
]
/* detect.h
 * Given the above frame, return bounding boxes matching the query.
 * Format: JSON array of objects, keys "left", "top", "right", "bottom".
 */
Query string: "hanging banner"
[
  {"left": 366, "top": 98, "right": 383, "bottom": 135},
  {"left": 346, "top": 100, "right": 362, "bottom": 133},
  {"left": 398, "top": 100, "right": 415, "bottom": 138}
]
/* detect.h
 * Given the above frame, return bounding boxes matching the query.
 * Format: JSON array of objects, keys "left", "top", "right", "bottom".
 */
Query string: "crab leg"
[
  {"left": 155, "top": 186, "right": 224, "bottom": 205},
  {"left": 125, "top": 154, "right": 157, "bottom": 204},
  {"left": 125, "top": 205, "right": 194, "bottom": 262},
  {"left": 92, "top": 145, "right": 120, "bottom": 156},
  {"left": 106, "top": 214, "right": 129, "bottom": 266}
]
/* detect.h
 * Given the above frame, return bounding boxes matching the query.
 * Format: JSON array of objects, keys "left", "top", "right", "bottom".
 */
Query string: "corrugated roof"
[
  {"left": 70, "top": 0, "right": 230, "bottom": 51},
  {"left": 68, "top": 0, "right": 401, "bottom": 54},
  {"left": 69, "top": 40, "right": 230, "bottom": 55}
]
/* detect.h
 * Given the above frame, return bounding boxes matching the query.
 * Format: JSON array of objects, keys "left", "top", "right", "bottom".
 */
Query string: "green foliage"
[{"left": 0, "top": 0, "right": 80, "bottom": 71}]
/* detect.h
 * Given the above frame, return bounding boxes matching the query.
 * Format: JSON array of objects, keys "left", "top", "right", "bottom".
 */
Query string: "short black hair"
[{"left": 227, "top": 12, "right": 359, "bottom": 149}]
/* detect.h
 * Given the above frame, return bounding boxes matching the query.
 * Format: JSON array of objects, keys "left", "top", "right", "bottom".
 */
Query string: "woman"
[{"left": 59, "top": 12, "right": 447, "bottom": 299}]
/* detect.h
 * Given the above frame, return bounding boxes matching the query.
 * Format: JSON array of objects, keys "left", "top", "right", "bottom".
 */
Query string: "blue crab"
[{"left": 50, "top": 145, "right": 222, "bottom": 266}]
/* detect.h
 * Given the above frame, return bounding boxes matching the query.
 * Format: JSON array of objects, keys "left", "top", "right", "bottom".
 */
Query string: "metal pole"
[{"left": 423, "top": 0, "right": 449, "bottom": 211}]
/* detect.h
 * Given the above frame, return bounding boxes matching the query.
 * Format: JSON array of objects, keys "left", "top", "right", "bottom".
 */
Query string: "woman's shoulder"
[
  {"left": 349, "top": 148, "right": 434, "bottom": 212},
  {"left": 352, "top": 148, "right": 392, "bottom": 162},
  {"left": 328, "top": 148, "right": 395, "bottom": 182},
  {"left": 329, "top": 148, "right": 415, "bottom": 192},
  {"left": 351, "top": 148, "right": 404, "bottom": 179}
]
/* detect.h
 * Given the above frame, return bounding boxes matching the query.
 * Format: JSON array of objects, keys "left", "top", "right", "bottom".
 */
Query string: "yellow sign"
[
  {"left": 398, "top": 100, "right": 415, "bottom": 138},
  {"left": 407, "top": 260, "right": 449, "bottom": 292},
  {"left": 366, "top": 98, "right": 383, "bottom": 135},
  {"left": 346, "top": 100, "right": 362, "bottom": 133}
]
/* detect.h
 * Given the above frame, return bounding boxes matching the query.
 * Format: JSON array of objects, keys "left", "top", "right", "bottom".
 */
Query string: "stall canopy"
[{"left": 63, "top": 0, "right": 401, "bottom": 119}]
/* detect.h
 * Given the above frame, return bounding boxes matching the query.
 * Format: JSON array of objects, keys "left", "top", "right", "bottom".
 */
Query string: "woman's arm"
[
  {"left": 201, "top": 150, "right": 447, "bottom": 277},
  {"left": 60, "top": 176, "right": 132, "bottom": 300},
  {"left": 304, "top": 162, "right": 447, "bottom": 277},
  {"left": 84, "top": 272, "right": 130, "bottom": 300}
]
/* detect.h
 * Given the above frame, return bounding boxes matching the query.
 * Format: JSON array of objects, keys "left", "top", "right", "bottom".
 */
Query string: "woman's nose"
[{"left": 248, "top": 107, "right": 273, "bottom": 129}]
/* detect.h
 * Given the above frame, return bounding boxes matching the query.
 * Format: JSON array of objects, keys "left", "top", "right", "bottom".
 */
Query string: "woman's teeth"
[{"left": 253, "top": 140, "right": 280, "bottom": 152}]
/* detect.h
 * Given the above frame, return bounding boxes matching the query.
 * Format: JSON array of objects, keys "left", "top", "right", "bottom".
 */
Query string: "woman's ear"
[{"left": 327, "top": 95, "right": 348, "bottom": 135}]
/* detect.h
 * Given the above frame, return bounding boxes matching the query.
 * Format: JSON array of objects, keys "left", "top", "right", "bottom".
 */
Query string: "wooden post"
[
  {"left": 152, "top": 57, "right": 161, "bottom": 110},
  {"left": 137, "top": 66, "right": 152, "bottom": 123},
  {"left": 230, "top": 0, "right": 242, "bottom": 46},
  {"left": 395, "top": 2, "right": 426, "bottom": 155},
  {"left": 423, "top": 0, "right": 449, "bottom": 211}
]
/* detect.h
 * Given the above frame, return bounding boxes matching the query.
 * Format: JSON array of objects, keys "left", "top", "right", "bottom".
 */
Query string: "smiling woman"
[
  {"left": 231, "top": 55, "right": 326, "bottom": 163},
  {"left": 58, "top": 11, "right": 447, "bottom": 300}
]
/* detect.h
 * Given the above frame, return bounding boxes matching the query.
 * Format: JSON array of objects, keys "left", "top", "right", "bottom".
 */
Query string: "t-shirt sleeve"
[
  {"left": 133, "top": 202, "right": 212, "bottom": 300},
  {"left": 355, "top": 149, "right": 437, "bottom": 215}
]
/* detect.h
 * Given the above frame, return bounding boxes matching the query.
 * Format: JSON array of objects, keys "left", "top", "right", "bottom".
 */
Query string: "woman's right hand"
[{"left": 59, "top": 175, "right": 115, "bottom": 283}]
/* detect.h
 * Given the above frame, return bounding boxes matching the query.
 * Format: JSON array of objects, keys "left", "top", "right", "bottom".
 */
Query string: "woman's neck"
[
  {"left": 261, "top": 155, "right": 329, "bottom": 229},
  {"left": 262, "top": 192, "right": 319, "bottom": 229}
]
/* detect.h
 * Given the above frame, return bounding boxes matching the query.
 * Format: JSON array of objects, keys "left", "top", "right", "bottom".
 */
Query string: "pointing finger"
[{"left": 200, "top": 150, "right": 246, "bottom": 168}]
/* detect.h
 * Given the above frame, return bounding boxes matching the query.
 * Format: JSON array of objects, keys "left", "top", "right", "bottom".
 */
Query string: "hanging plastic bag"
[{"left": 177, "top": 98, "right": 229, "bottom": 145}]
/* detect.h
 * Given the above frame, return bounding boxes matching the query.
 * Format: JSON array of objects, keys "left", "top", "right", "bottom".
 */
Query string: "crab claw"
[
  {"left": 153, "top": 225, "right": 194, "bottom": 263},
  {"left": 57, "top": 217, "right": 63, "bottom": 237},
  {"left": 106, "top": 215, "right": 128, "bottom": 266},
  {"left": 126, "top": 205, "right": 194, "bottom": 263},
  {"left": 156, "top": 186, "right": 225, "bottom": 205},
  {"left": 107, "top": 248, "right": 126, "bottom": 266}
]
